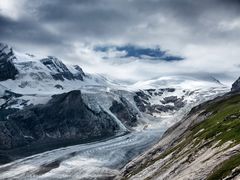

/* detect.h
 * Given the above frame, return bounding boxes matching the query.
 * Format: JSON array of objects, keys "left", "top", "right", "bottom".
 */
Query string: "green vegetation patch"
[
  {"left": 191, "top": 94, "right": 240, "bottom": 146},
  {"left": 207, "top": 153, "right": 240, "bottom": 180}
]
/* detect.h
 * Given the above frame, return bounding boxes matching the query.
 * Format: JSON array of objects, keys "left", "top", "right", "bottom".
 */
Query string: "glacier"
[{"left": 0, "top": 42, "right": 229, "bottom": 179}]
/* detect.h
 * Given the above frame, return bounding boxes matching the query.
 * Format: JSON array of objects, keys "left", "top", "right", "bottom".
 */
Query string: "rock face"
[
  {"left": 133, "top": 88, "right": 185, "bottom": 115},
  {"left": 231, "top": 77, "right": 240, "bottom": 92},
  {"left": 110, "top": 97, "right": 138, "bottom": 128},
  {"left": 0, "top": 90, "right": 120, "bottom": 150},
  {"left": 0, "top": 43, "right": 18, "bottom": 81},
  {"left": 40, "top": 56, "right": 85, "bottom": 81}
]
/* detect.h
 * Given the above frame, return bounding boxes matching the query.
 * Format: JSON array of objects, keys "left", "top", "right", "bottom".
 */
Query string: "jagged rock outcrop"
[
  {"left": 0, "top": 90, "right": 120, "bottom": 150},
  {"left": 231, "top": 77, "right": 240, "bottom": 92},
  {"left": 0, "top": 43, "right": 18, "bottom": 81},
  {"left": 40, "top": 56, "right": 85, "bottom": 81},
  {"left": 133, "top": 88, "right": 185, "bottom": 115}
]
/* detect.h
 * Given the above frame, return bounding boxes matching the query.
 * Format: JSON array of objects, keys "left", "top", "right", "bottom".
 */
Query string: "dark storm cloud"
[
  {"left": 34, "top": 0, "right": 136, "bottom": 39},
  {"left": 0, "top": 14, "right": 61, "bottom": 45},
  {"left": 1, "top": 0, "right": 240, "bottom": 49}
]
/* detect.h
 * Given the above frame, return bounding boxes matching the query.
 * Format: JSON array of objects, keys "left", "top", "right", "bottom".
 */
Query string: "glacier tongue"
[{"left": 0, "top": 129, "right": 163, "bottom": 180}]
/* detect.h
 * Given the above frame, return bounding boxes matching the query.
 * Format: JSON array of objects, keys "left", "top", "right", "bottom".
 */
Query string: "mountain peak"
[
  {"left": 231, "top": 77, "right": 240, "bottom": 92},
  {"left": 41, "top": 56, "right": 69, "bottom": 73},
  {"left": 40, "top": 56, "right": 85, "bottom": 81},
  {"left": 0, "top": 43, "right": 15, "bottom": 61},
  {"left": 0, "top": 43, "right": 18, "bottom": 81}
]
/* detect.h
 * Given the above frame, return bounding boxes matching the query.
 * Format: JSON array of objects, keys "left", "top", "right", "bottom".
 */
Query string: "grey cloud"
[
  {"left": 1, "top": 0, "right": 240, "bottom": 47},
  {"left": 1, "top": 0, "right": 240, "bottom": 83},
  {"left": 0, "top": 14, "right": 62, "bottom": 46}
]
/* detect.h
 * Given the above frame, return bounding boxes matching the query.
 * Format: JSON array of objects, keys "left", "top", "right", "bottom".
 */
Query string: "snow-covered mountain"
[
  {"left": 0, "top": 43, "right": 116, "bottom": 95},
  {"left": 0, "top": 42, "right": 229, "bottom": 171}
]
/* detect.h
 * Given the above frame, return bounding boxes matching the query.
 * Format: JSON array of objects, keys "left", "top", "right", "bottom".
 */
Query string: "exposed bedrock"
[
  {"left": 0, "top": 43, "right": 18, "bottom": 81},
  {"left": 0, "top": 90, "right": 120, "bottom": 150},
  {"left": 110, "top": 97, "right": 138, "bottom": 128}
]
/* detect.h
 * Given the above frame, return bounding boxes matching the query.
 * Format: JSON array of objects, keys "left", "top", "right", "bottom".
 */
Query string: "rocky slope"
[{"left": 119, "top": 79, "right": 240, "bottom": 180}]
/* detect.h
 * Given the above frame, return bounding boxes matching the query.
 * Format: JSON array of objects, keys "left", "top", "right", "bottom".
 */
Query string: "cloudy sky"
[{"left": 1, "top": 0, "right": 240, "bottom": 84}]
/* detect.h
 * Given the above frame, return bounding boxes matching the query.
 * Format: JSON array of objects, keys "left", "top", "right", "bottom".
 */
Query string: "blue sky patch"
[{"left": 94, "top": 45, "right": 184, "bottom": 61}]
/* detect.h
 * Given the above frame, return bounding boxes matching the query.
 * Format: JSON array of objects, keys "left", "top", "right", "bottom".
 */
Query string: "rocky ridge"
[{"left": 40, "top": 56, "right": 85, "bottom": 81}]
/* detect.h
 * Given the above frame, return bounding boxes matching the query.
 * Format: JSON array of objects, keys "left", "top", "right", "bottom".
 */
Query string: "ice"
[{"left": 0, "top": 129, "right": 164, "bottom": 180}]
